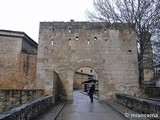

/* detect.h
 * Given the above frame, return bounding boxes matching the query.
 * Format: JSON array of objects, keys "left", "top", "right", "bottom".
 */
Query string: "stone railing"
[
  {"left": 0, "top": 89, "right": 44, "bottom": 112},
  {"left": 0, "top": 95, "right": 53, "bottom": 120},
  {"left": 116, "top": 93, "right": 160, "bottom": 118}
]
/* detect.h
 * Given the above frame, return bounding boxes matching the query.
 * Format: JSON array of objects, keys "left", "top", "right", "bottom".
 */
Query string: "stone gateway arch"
[{"left": 36, "top": 20, "right": 139, "bottom": 101}]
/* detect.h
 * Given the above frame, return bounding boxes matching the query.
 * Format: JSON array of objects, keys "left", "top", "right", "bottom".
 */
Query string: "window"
[
  {"left": 104, "top": 29, "right": 107, "bottom": 33},
  {"left": 51, "top": 40, "right": 54, "bottom": 45},
  {"left": 69, "top": 38, "right": 71, "bottom": 45},
  {"left": 68, "top": 28, "right": 71, "bottom": 33},
  {"left": 90, "top": 69, "right": 93, "bottom": 73},
  {"left": 81, "top": 70, "right": 83, "bottom": 72},
  {"left": 76, "top": 36, "right": 79, "bottom": 40},
  {"left": 105, "top": 39, "right": 107, "bottom": 46},
  {"left": 94, "top": 37, "right": 97, "bottom": 40},
  {"left": 87, "top": 39, "right": 90, "bottom": 45},
  {"left": 128, "top": 50, "right": 132, "bottom": 52}
]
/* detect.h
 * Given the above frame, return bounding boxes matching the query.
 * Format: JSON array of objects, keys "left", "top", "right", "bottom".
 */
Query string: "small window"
[
  {"left": 76, "top": 36, "right": 79, "bottom": 40},
  {"left": 87, "top": 39, "right": 90, "bottom": 45},
  {"left": 68, "top": 28, "right": 71, "bottom": 33},
  {"left": 94, "top": 37, "right": 97, "bottom": 40},
  {"left": 81, "top": 70, "right": 83, "bottom": 72},
  {"left": 128, "top": 50, "right": 132, "bottom": 52},
  {"left": 69, "top": 38, "right": 71, "bottom": 45},
  {"left": 51, "top": 40, "right": 54, "bottom": 45},
  {"left": 104, "top": 29, "right": 107, "bottom": 33},
  {"left": 105, "top": 39, "right": 107, "bottom": 46},
  {"left": 90, "top": 70, "right": 93, "bottom": 73}
]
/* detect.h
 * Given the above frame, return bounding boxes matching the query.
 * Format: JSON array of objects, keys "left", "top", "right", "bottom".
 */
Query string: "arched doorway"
[
  {"left": 37, "top": 58, "right": 104, "bottom": 101},
  {"left": 73, "top": 67, "right": 98, "bottom": 90},
  {"left": 73, "top": 66, "right": 99, "bottom": 99},
  {"left": 52, "top": 58, "right": 103, "bottom": 101}
]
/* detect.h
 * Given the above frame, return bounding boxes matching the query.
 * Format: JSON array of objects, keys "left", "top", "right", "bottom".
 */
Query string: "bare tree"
[
  {"left": 87, "top": 0, "right": 160, "bottom": 84},
  {"left": 152, "top": 33, "right": 160, "bottom": 65}
]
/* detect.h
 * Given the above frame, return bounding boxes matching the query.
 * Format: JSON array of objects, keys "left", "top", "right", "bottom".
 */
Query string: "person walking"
[{"left": 88, "top": 82, "right": 95, "bottom": 103}]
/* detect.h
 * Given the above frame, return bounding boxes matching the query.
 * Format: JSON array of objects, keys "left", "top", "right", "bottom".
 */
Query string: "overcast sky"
[{"left": 0, "top": 0, "right": 93, "bottom": 42}]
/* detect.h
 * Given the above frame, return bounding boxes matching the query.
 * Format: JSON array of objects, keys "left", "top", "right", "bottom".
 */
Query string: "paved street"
[{"left": 55, "top": 91, "right": 125, "bottom": 120}]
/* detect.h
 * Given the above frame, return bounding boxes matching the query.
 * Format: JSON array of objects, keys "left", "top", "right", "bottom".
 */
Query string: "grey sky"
[{"left": 0, "top": 0, "right": 93, "bottom": 42}]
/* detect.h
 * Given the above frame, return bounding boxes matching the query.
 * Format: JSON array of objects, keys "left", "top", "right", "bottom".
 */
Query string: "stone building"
[
  {"left": 73, "top": 66, "right": 98, "bottom": 90},
  {"left": 36, "top": 20, "right": 139, "bottom": 101},
  {"left": 74, "top": 71, "right": 93, "bottom": 90},
  {"left": 0, "top": 30, "right": 38, "bottom": 89}
]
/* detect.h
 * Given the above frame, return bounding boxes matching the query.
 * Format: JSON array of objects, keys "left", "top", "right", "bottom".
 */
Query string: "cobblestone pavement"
[{"left": 55, "top": 90, "right": 125, "bottom": 120}]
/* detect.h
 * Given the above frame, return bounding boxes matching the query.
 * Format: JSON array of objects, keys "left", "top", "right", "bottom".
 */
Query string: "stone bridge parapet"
[
  {"left": 0, "top": 89, "right": 44, "bottom": 112},
  {"left": 116, "top": 93, "right": 160, "bottom": 119},
  {"left": 0, "top": 95, "right": 53, "bottom": 120}
]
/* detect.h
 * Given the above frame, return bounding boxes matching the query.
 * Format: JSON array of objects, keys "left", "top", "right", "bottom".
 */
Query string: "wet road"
[{"left": 56, "top": 90, "right": 125, "bottom": 120}]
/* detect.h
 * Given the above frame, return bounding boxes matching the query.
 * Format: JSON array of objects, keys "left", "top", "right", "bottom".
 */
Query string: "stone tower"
[{"left": 36, "top": 20, "right": 139, "bottom": 101}]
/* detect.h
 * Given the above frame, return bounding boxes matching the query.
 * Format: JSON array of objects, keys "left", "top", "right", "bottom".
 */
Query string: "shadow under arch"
[{"left": 53, "top": 71, "right": 67, "bottom": 102}]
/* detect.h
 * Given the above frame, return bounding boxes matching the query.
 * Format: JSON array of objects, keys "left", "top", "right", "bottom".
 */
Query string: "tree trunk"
[{"left": 138, "top": 46, "right": 144, "bottom": 85}]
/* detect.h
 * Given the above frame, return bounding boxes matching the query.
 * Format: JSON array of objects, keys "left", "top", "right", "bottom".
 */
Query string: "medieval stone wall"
[
  {"left": 36, "top": 21, "right": 139, "bottom": 101},
  {"left": 0, "top": 89, "right": 44, "bottom": 112},
  {"left": 0, "top": 94, "right": 52, "bottom": 120},
  {"left": 0, "top": 31, "right": 37, "bottom": 89},
  {"left": 0, "top": 53, "right": 37, "bottom": 89}
]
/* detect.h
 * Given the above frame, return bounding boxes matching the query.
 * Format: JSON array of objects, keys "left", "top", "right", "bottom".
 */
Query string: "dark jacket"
[{"left": 89, "top": 84, "right": 95, "bottom": 94}]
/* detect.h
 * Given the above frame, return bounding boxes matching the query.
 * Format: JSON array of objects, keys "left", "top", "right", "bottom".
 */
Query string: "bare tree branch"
[{"left": 87, "top": 0, "right": 160, "bottom": 84}]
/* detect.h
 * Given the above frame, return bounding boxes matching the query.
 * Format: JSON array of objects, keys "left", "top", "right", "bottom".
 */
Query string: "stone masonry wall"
[
  {"left": 36, "top": 21, "right": 139, "bottom": 101},
  {"left": 73, "top": 73, "right": 89, "bottom": 90},
  {"left": 0, "top": 95, "right": 52, "bottom": 120},
  {"left": 0, "top": 31, "right": 37, "bottom": 89},
  {"left": 0, "top": 53, "right": 37, "bottom": 89},
  {"left": 0, "top": 89, "right": 44, "bottom": 112},
  {"left": 16, "top": 53, "right": 37, "bottom": 89}
]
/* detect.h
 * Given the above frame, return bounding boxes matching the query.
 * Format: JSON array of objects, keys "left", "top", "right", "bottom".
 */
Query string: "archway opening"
[{"left": 73, "top": 67, "right": 99, "bottom": 97}]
